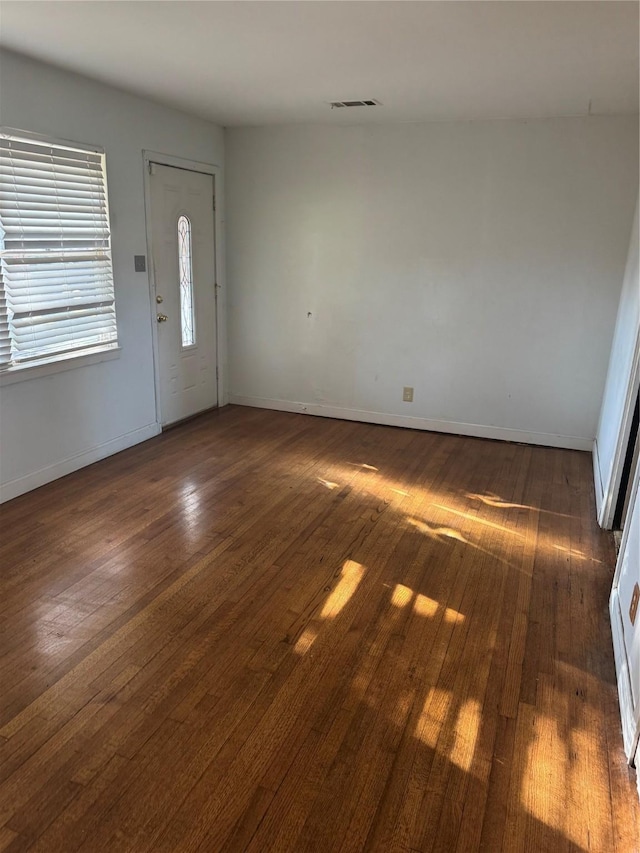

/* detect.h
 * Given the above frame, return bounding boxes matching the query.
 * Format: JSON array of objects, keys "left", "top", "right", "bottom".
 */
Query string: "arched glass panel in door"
[{"left": 177, "top": 214, "right": 196, "bottom": 347}]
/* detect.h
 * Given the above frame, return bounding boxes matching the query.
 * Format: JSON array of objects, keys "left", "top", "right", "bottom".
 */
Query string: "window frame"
[{"left": 0, "top": 126, "right": 120, "bottom": 382}]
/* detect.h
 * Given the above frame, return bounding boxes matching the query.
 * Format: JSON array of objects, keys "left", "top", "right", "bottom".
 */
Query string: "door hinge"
[
  {"left": 216, "top": 366, "right": 219, "bottom": 381},
  {"left": 212, "top": 196, "right": 216, "bottom": 212}
]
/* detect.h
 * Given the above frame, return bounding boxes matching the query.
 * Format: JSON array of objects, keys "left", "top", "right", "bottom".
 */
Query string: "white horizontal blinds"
[
  {"left": 0, "top": 269, "right": 10, "bottom": 365},
  {"left": 0, "top": 132, "right": 117, "bottom": 367}
]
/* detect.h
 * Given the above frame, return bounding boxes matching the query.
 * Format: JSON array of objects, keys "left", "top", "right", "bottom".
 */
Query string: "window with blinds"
[{"left": 0, "top": 129, "right": 118, "bottom": 372}]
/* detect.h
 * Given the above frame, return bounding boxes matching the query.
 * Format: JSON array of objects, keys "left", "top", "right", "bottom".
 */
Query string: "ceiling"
[{"left": 1, "top": 1, "right": 638, "bottom": 127}]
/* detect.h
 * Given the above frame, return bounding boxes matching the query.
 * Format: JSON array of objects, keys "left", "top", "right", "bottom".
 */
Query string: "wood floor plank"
[
  {"left": 0, "top": 828, "right": 20, "bottom": 853},
  {"left": 0, "top": 406, "right": 637, "bottom": 852}
]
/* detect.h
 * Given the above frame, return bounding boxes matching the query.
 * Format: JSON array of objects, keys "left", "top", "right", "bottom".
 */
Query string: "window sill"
[{"left": 0, "top": 345, "right": 121, "bottom": 387}]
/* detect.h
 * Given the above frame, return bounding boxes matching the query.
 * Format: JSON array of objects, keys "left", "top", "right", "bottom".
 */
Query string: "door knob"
[{"left": 157, "top": 313, "right": 168, "bottom": 323}]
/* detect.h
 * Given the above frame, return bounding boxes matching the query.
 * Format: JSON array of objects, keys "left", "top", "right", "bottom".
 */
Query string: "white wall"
[
  {"left": 0, "top": 50, "right": 225, "bottom": 501},
  {"left": 227, "top": 117, "right": 638, "bottom": 449},
  {"left": 594, "top": 197, "right": 639, "bottom": 523}
]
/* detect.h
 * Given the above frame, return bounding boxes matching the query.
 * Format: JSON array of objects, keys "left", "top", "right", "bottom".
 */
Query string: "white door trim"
[
  {"left": 609, "top": 460, "right": 640, "bottom": 763},
  {"left": 142, "top": 150, "right": 224, "bottom": 427},
  {"left": 597, "top": 333, "right": 640, "bottom": 529}
]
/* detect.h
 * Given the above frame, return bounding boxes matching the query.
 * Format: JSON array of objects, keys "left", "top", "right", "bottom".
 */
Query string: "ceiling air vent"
[{"left": 330, "top": 99, "right": 381, "bottom": 109}]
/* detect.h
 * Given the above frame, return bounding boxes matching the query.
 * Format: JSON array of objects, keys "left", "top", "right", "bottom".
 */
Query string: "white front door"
[{"left": 148, "top": 163, "right": 217, "bottom": 426}]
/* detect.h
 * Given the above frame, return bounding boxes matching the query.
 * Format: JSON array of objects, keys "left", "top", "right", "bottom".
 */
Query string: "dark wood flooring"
[{"left": 0, "top": 405, "right": 638, "bottom": 852}]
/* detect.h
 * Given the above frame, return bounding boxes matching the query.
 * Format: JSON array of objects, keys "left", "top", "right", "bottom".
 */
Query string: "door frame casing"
[
  {"left": 142, "top": 150, "right": 225, "bottom": 427},
  {"left": 609, "top": 459, "right": 640, "bottom": 764},
  {"left": 595, "top": 333, "right": 640, "bottom": 529}
]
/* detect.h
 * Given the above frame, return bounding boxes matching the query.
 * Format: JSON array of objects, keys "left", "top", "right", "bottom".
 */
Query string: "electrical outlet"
[{"left": 403, "top": 386, "right": 414, "bottom": 403}]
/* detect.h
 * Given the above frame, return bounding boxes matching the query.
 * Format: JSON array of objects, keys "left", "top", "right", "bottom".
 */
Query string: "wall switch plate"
[
  {"left": 403, "top": 386, "right": 414, "bottom": 403},
  {"left": 134, "top": 255, "right": 146, "bottom": 272}
]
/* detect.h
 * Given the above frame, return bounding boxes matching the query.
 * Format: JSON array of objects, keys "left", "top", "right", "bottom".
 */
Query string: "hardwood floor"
[{"left": 0, "top": 405, "right": 638, "bottom": 852}]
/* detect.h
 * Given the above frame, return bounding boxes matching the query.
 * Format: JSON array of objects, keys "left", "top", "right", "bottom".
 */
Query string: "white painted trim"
[
  {"left": 598, "top": 334, "right": 640, "bottom": 528},
  {"left": 142, "top": 150, "right": 225, "bottom": 425},
  {"left": 0, "top": 346, "right": 120, "bottom": 387},
  {"left": 143, "top": 150, "right": 220, "bottom": 177},
  {"left": 0, "top": 422, "right": 160, "bottom": 504},
  {"left": 609, "top": 463, "right": 640, "bottom": 765},
  {"left": 593, "top": 439, "right": 604, "bottom": 520},
  {"left": 229, "top": 395, "right": 593, "bottom": 451},
  {"left": 612, "top": 463, "right": 640, "bottom": 590},
  {"left": 610, "top": 589, "right": 639, "bottom": 761}
]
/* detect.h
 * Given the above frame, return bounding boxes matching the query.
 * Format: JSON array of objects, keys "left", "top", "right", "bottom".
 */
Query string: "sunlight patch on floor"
[
  {"left": 391, "top": 583, "right": 413, "bottom": 608},
  {"left": 317, "top": 477, "right": 339, "bottom": 490},
  {"left": 520, "top": 707, "right": 575, "bottom": 846},
  {"left": 518, "top": 664, "right": 611, "bottom": 852},
  {"left": 414, "top": 594, "right": 439, "bottom": 618},
  {"left": 443, "top": 607, "right": 465, "bottom": 625},
  {"left": 320, "top": 560, "right": 366, "bottom": 619},
  {"left": 390, "top": 585, "right": 465, "bottom": 624},
  {"left": 467, "top": 491, "right": 575, "bottom": 520},
  {"left": 415, "top": 686, "right": 452, "bottom": 749},
  {"left": 430, "top": 503, "right": 524, "bottom": 537},
  {"left": 294, "top": 560, "right": 366, "bottom": 655},
  {"left": 405, "top": 516, "right": 469, "bottom": 544},
  {"left": 549, "top": 542, "right": 601, "bottom": 564},
  {"left": 294, "top": 626, "right": 318, "bottom": 655},
  {"left": 449, "top": 697, "right": 481, "bottom": 772}
]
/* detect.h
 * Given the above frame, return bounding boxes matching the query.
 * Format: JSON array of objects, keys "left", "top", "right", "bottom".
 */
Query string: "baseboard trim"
[
  {"left": 0, "top": 422, "right": 161, "bottom": 503},
  {"left": 229, "top": 395, "right": 593, "bottom": 451}
]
